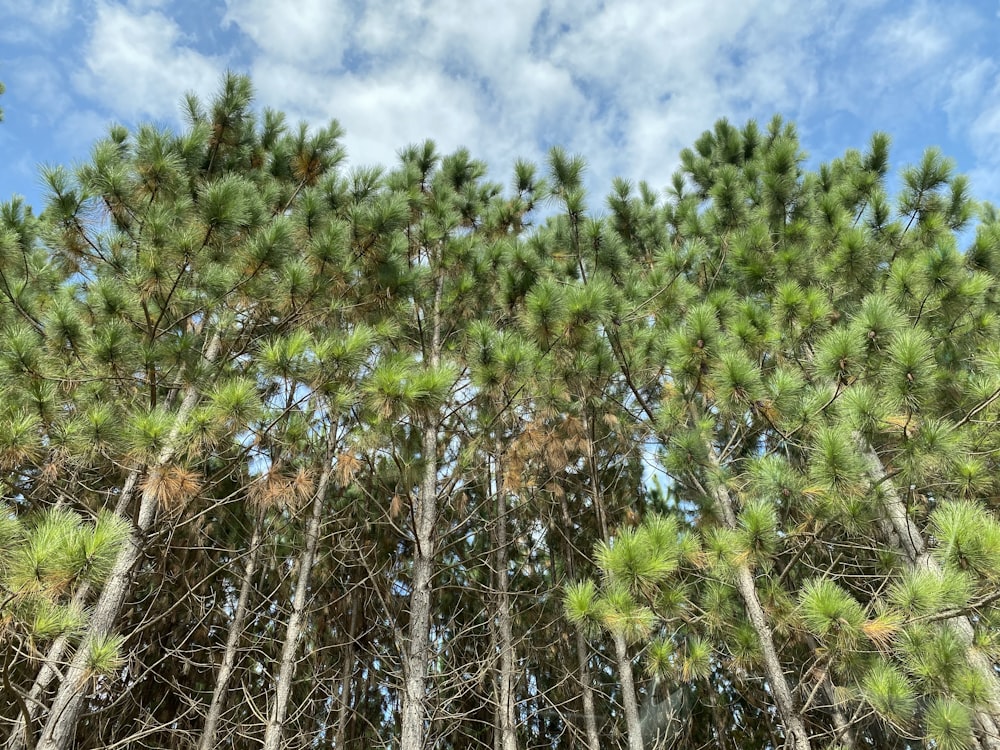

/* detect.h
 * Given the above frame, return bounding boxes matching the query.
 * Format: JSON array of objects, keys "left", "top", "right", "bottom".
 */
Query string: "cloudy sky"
[{"left": 2, "top": 1, "right": 1000, "bottom": 217}]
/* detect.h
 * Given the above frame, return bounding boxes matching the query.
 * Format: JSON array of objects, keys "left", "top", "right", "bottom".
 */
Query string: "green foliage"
[
  {"left": 798, "top": 578, "right": 866, "bottom": 648},
  {"left": 563, "top": 579, "right": 602, "bottom": 637},
  {"left": 85, "top": 633, "right": 126, "bottom": 678},
  {"left": 888, "top": 568, "right": 970, "bottom": 618},
  {"left": 809, "top": 426, "right": 865, "bottom": 495},
  {"left": 737, "top": 498, "right": 778, "bottom": 565},
  {"left": 924, "top": 697, "right": 974, "bottom": 750},
  {"left": 712, "top": 349, "right": 765, "bottom": 413},
  {"left": 862, "top": 660, "right": 916, "bottom": 724},
  {"left": 595, "top": 523, "right": 678, "bottom": 596},
  {"left": 4, "top": 74, "right": 1000, "bottom": 750},
  {"left": 929, "top": 500, "right": 1000, "bottom": 581},
  {"left": 645, "top": 636, "right": 675, "bottom": 678},
  {"left": 0, "top": 505, "right": 127, "bottom": 645}
]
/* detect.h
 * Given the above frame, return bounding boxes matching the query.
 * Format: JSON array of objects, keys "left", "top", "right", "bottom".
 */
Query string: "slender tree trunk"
[
  {"left": 799, "top": 633, "right": 856, "bottom": 750},
  {"left": 828, "top": 690, "right": 857, "bottom": 750},
  {"left": 861, "top": 442, "right": 1000, "bottom": 750},
  {"left": 816, "top": 663, "right": 856, "bottom": 750},
  {"left": 574, "top": 408, "right": 608, "bottom": 750},
  {"left": 580, "top": 405, "right": 642, "bottom": 750},
  {"left": 580, "top": 409, "right": 610, "bottom": 540},
  {"left": 261, "top": 457, "right": 333, "bottom": 750},
  {"left": 6, "top": 472, "right": 142, "bottom": 750},
  {"left": 706, "top": 445, "right": 813, "bottom": 750},
  {"left": 333, "top": 595, "right": 359, "bottom": 750},
  {"left": 730, "top": 564, "right": 812, "bottom": 750},
  {"left": 400, "top": 423, "right": 438, "bottom": 750},
  {"left": 612, "top": 633, "right": 644, "bottom": 750},
  {"left": 400, "top": 270, "right": 444, "bottom": 750},
  {"left": 574, "top": 629, "right": 601, "bottom": 750},
  {"left": 608, "top": 338, "right": 812, "bottom": 750},
  {"left": 492, "top": 449, "right": 518, "bottom": 750},
  {"left": 559, "top": 488, "right": 600, "bottom": 750},
  {"left": 197, "top": 521, "right": 262, "bottom": 750},
  {"left": 36, "top": 333, "right": 222, "bottom": 750}
]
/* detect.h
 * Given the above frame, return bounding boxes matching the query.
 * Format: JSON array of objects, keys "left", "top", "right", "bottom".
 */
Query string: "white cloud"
[
  {"left": 26, "top": 0, "right": 997, "bottom": 209},
  {"left": 882, "top": 11, "right": 948, "bottom": 63},
  {"left": 75, "top": 1, "right": 222, "bottom": 122},
  {"left": 352, "top": 0, "right": 425, "bottom": 59},
  {"left": 229, "top": 0, "right": 854, "bottom": 197},
  {"left": 0, "top": 0, "right": 73, "bottom": 34},
  {"left": 249, "top": 61, "right": 487, "bottom": 168},
  {"left": 55, "top": 108, "right": 115, "bottom": 157},
  {"left": 826, "top": 1, "right": 979, "bottom": 117},
  {"left": 222, "top": 0, "right": 354, "bottom": 71},
  {"left": 240, "top": 0, "right": 593, "bottom": 189},
  {"left": 423, "top": 0, "right": 546, "bottom": 73},
  {"left": 524, "top": 1, "right": 836, "bottom": 189}
]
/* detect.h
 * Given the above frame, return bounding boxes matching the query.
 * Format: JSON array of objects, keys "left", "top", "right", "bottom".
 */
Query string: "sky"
[{"left": 2, "top": 1, "right": 1000, "bottom": 221}]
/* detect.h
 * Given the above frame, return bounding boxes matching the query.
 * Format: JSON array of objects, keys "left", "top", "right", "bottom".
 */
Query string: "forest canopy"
[{"left": 2, "top": 73, "right": 1000, "bottom": 750}]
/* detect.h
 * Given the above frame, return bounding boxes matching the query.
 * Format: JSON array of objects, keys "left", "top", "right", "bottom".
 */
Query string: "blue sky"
[{"left": 2, "top": 0, "right": 1000, "bottom": 218}]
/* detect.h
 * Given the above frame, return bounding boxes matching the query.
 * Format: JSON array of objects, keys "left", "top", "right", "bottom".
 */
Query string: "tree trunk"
[
  {"left": 493, "top": 449, "right": 518, "bottom": 750},
  {"left": 609, "top": 341, "right": 812, "bottom": 750},
  {"left": 399, "top": 422, "right": 438, "bottom": 750},
  {"left": 575, "top": 629, "right": 601, "bottom": 750},
  {"left": 261, "top": 459, "right": 333, "bottom": 750},
  {"left": 559, "top": 486, "right": 600, "bottom": 750},
  {"left": 706, "top": 678, "right": 729, "bottom": 750},
  {"left": 612, "top": 633, "right": 644, "bottom": 750},
  {"left": 861, "top": 442, "right": 1000, "bottom": 750},
  {"left": 707, "top": 445, "right": 813, "bottom": 750},
  {"left": 333, "top": 595, "right": 359, "bottom": 750},
  {"left": 400, "top": 270, "right": 444, "bottom": 750},
  {"left": 828, "top": 689, "right": 857, "bottom": 750},
  {"left": 197, "top": 521, "right": 262, "bottom": 750},
  {"left": 36, "top": 333, "right": 221, "bottom": 750},
  {"left": 5, "top": 472, "right": 142, "bottom": 750}
]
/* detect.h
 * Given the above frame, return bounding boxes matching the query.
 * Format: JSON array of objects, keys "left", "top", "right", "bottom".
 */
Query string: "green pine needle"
[
  {"left": 798, "top": 578, "right": 865, "bottom": 647},
  {"left": 924, "top": 697, "right": 974, "bottom": 750},
  {"left": 862, "top": 660, "right": 916, "bottom": 724},
  {"left": 86, "top": 633, "right": 126, "bottom": 678}
]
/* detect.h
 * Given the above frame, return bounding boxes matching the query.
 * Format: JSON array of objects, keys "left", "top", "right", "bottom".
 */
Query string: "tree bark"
[
  {"left": 493, "top": 449, "right": 518, "bottom": 750},
  {"left": 559, "top": 487, "right": 600, "bottom": 750},
  {"left": 399, "top": 422, "right": 438, "bottom": 750},
  {"left": 575, "top": 629, "right": 601, "bottom": 750},
  {"left": 706, "top": 446, "right": 813, "bottom": 750},
  {"left": 36, "top": 333, "right": 222, "bottom": 750},
  {"left": 400, "top": 269, "right": 444, "bottom": 750},
  {"left": 197, "top": 521, "right": 262, "bottom": 750},
  {"left": 861, "top": 442, "right": 1000, "bottom": 750},
  {"left": 612, "top": 633, "right": 644, "bottom": 750},
  {"left": 608, "top": 338, "right": 812, "bottom": 750},
  {"left": 333, "top": 594, "right": 359, "bottom": 750},
  {"left": 261, "top": 458, "right": 333, "bottom": 750},
  {"left": 828, "top": 687, "right": 857, "bottom": 750},
  {"left": 5, "top": 472, "right": 142, "bottom": 750}
]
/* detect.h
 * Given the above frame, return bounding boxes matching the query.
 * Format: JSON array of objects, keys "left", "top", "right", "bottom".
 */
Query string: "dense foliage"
[{"left": 2, "top": 74, "right": 1000, "bottom": 750}]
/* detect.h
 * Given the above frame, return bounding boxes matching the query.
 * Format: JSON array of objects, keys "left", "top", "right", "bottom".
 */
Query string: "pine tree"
[
  {"left": 5, "top": 69, "right": 1000, "bottom": 750},
  {"left": 563, "top": 116, "right": 1000, "bottom": 750},
  {"left": 0, "top": 506, "right": 128, "bottom": 749}
]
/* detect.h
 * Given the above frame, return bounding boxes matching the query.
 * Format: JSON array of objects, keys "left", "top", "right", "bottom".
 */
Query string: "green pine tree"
[
  {"left": 6, "top": 69, "right": 1000, "bottom": 750},
  {"left": 0, "top": 505, "right": 127, "bottom": 749},
  {"left": 562, "top": 116, "right": 1000, "bottom": 750}
]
